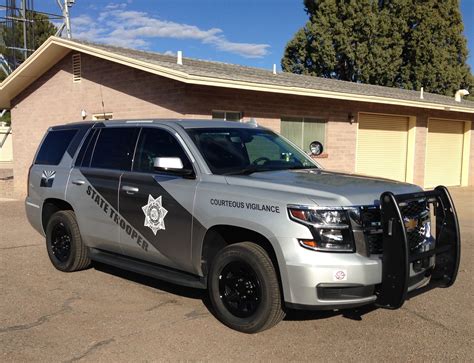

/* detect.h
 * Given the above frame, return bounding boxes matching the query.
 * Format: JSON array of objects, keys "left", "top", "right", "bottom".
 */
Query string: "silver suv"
[{"left": 26, "top": 119, "right": 460, "bottom": 333}]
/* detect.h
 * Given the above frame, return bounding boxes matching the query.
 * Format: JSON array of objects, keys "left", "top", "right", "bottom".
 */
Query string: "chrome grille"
[
  {"left": 400, "top": 199, "right": 430, "bottom": 252},
  {"left": 360, "top": 199, "right": 430, "bottom": 255},
  {"left": 359, "top": 207, "right": 383, "bottom": 255}
]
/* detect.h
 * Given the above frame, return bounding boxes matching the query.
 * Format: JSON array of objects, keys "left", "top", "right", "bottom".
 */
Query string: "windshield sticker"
[
  {"left": 210, "top": 199, "right": 280, "bottom": 213},
  {"left": 40, "top": 170, "right": 56, "bottom": 188},
  {"left": 142, "top": 195, "right": 168, "bottom": 235},
  {"left": 86, "top": 185, "right": 149, "bottom": 251}
]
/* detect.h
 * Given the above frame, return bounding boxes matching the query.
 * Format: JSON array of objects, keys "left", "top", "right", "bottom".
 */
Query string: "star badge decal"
[{"left": 142, "top": 195, "right": 168, "bottom": 235}]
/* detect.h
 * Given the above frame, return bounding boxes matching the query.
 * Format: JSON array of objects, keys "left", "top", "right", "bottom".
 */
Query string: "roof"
[
  {"left": 1, "top": 36, "right": 474, "bottom": 113},
  {"left": 102, "top": 119, "right": 260, "bottom": 129},
  {"left": 51, "top": 119, "right": 261, "bottom": 130}
]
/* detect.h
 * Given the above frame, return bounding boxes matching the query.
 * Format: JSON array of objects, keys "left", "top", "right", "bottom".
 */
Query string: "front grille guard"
[{"left": 376, "top": 186, "right": 460, "bottom": 309}]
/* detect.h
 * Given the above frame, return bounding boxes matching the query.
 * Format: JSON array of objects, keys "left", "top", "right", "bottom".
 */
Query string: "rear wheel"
[
  {"left": 46, "top": 210, "right": 91, "bottom": 272},
  {"left": 208, "top": 242, "right": 285, "bottom": 333}
]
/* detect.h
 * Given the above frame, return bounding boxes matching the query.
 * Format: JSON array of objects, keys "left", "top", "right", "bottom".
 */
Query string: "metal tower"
[{"left": 0, "top": 0, "right": 75, "bottom": 73}]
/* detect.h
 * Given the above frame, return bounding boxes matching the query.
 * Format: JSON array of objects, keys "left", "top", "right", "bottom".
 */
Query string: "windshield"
[{"left": 187, "top": 127, "right": 319, "bottom": 175}]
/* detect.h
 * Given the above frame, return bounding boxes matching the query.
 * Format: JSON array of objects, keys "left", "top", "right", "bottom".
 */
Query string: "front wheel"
[{"left": 208, "top": 242, "right": 285, "bottom": 333}]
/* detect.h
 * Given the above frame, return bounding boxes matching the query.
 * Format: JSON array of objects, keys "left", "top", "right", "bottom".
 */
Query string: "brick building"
[{"left": 0, "top": 36, "right": 473, "bottom": 197}]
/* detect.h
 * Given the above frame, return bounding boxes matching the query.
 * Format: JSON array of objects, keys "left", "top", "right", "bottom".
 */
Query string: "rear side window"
[
  {"left": 75, "top": 129, "right": 98, "bottom": 167},
  {"left": 90, "top": 127, "right": 139, "bottom": 170},
  {"left": 35, "top": 129, "right": 78, "bottom": 165}
]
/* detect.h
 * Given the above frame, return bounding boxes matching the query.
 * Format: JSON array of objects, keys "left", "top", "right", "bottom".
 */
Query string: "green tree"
[
  {"left": 398, "top": 0, "right": 472, "bottom": 95},
  {"left": 0, "top": 11, "right": 57, "bottom": 81},
  {"left": 282, "top": 0, "right": 473, "bottom": 96}
]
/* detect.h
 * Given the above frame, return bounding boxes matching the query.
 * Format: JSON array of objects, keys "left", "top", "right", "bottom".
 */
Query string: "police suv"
[{"left": 26, "top": 119, "right": 460, "bottom": 333}]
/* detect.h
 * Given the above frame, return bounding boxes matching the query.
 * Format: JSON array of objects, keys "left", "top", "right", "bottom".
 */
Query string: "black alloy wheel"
[
  {"left": 46, "top": 210, "right": 91, "bottom": 272},
  {"left": 208, "top": 242, "right": 285, "bottom": 333},
  {"left": 218, "top": 261, "right": 262, "bottom": 318},
  {"left": 50, "top": 222, "right": 72, "bottom": 263}
]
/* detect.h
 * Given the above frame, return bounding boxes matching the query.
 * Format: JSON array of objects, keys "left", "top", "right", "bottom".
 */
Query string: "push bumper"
[
  {"left": 282, "top": 186, "right": 460, "bottom": 310},
  {"left": 376, "top": 185, "right": 460, "bottom": 309}
]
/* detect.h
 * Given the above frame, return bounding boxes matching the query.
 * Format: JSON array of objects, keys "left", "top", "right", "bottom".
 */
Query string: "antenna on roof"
[
  {"left": 177, "top": 51, "right": 183, "bottom": 65},
  {"left": 272, "top": 64, "right": 277, "bottom": 75}
]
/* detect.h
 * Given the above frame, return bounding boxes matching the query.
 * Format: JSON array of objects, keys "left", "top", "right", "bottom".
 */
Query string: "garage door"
[
  {"left": 356, "top": 113, "right": 409, "bottom": 182},
  {"left": 425, "top": 119, "right": 464, "bottom": 188}
]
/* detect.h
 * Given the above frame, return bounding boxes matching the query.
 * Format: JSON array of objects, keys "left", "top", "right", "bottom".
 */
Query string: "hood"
[{"left": 225, "top": 169, "right": 423, "bottom": 207}]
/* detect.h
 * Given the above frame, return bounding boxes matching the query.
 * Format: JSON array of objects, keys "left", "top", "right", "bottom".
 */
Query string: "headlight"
[{"left": 288, "top": 207, "right": 355, "bottom": 252}]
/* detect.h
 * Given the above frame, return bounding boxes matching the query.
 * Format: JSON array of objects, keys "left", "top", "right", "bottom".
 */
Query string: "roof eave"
[{"left": 1, "top": 36, "right": 473, "bottom": 114}]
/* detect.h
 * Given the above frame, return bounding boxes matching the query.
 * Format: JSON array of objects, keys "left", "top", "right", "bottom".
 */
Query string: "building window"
[
  {"left": 92, "top": 113, "right": 113, "bottom": 121},
  {"left": 212, "top": 110, "right": 243, "bottom": 122},
  {"left": 280, "top": 117, "right": 326, "bottom": 152},
  {"left": 72, "top": 53, "right": 81, "bottom": 83}
]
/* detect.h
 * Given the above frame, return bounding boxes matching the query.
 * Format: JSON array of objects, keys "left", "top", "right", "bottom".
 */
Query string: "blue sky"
[{"left": 38, "top": 0, "right": 474, "bottom": 71}]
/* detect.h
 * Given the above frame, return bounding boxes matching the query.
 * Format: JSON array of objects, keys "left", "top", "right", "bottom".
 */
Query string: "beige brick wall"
[{"left": 10, "top": 51, "right": 474, "bottom": 197}]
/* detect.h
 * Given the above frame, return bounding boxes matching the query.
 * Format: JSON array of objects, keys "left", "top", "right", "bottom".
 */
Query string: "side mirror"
[
  {"left": 154, "top": 157, "right": 183, "bottom": 170},
  {"left": 153, "top": 157, "right": 195, "bottom": 178},
  {"left": 309, "top": 141, "right": 324, "bottom": 156}
]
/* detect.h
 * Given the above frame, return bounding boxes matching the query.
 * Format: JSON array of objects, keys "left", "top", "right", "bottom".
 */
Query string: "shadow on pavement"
[
  {"left": 93, "top": 261, "right": 383, "bottom": 323},
  {"left": 93, "top": 261, "right": 217, "bottom": 318},
  {"left": 92, "top": 262, "right": 206, "bottom": 300},
  {"left": 285, "top": 304, "right": 379, "bottom": 322}
]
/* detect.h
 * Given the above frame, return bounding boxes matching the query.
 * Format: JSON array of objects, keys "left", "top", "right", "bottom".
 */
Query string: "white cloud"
[{"left": 71, "top": 2, "right": 270, "bottom": 58}]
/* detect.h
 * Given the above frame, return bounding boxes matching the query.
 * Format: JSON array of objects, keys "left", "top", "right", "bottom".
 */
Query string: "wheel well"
[
  {"left": 42, "top": 199, "right": 74, "bottom": 232},
  {"left": 201, "top": 225, "right": 282, "bottom": 284}
]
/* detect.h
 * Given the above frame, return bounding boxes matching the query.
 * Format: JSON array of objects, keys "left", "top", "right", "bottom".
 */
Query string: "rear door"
[
  {"left": 67, "top": 126, "right": 140, "bottom": 254},
  {"left": 118, "top": 126, "right": 199, "bottom": 272}
]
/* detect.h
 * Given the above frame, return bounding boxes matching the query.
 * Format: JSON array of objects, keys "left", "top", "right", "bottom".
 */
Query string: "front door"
[{"left": 119, "top": 127, "right": 198, "bottom": 273}]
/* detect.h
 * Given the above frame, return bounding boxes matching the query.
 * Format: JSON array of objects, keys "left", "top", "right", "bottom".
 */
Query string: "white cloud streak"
[{"left": 71, "top": 3, "right": 270, "bottom": 58}]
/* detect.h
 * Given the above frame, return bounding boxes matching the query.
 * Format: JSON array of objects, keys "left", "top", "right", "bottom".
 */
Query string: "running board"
[{"left": 89, "top": 248, "right": 207, "bottom": 289}]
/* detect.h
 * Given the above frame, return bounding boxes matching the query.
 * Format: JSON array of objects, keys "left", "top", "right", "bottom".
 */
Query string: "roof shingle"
[{"left": 75, "top": 39, "right": 474, "bottom": 111}]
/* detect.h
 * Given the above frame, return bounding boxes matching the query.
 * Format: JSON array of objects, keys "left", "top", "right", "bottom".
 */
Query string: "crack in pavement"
[
  {"left": 0, "top": 294, "right": 80, "bottom": 334},
  {"left": 184, "top": 308, "right": 209, "bottom": 321},
  {"left": 145, "top": 299, "right": 178, "bottom": 312},
  {"left": 63, "top": 338, "right": 115, "bottom": 363},
  {"left": 0, "top": 244, "right": 41, "bottom": 250},
  {"left": 401, "top": 307, "right": 453, "bottom": 332}
]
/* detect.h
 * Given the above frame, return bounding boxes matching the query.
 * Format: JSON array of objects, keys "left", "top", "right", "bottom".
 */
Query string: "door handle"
[
  {"left": 72, "top": 179, "right": 85, "bottom": 186},
  {"left": 122, "top": 185, "right": 139, "bottom": 194}
]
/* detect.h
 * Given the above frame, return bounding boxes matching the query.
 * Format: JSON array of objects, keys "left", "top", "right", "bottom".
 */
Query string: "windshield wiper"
[
  {"left": 286, "top": 165, "right": 317, "bottom": 170},
  {"left": 224, "top": 166, "right": 274, "bottom": 176}
]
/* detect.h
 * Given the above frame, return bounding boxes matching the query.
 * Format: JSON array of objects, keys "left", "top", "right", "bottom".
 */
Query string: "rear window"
[
  {"left": 35, "top": 129, "right": 78, "bottom": 165},
  {"left": 90, "top": 127, "right": 139, "bottom": 170}
]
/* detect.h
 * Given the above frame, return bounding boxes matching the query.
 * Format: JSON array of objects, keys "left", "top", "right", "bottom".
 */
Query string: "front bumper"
[{"left": 281, "top": 186, "right": 460, "bottom": 310}]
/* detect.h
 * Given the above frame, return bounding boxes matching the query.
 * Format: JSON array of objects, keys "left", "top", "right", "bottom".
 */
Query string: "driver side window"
[{"left": 133, "top": 128, "right": 192, "bottom": 173}]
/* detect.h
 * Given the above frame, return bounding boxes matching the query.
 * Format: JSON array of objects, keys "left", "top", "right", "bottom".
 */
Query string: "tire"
[
  {"left": 45, "top": 210, "right": 91, "bottom": 272},
  {"left": 208, "top": 242, "right": 285, "bottom": 333}
]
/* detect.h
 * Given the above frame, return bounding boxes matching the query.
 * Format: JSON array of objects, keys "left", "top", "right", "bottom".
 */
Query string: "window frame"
[
  {"left": 92, "top": 113, "right": 113, "bottom": 121},
  {"left": 34, "top": 128, "right": 79, "bottom": 166},
  {"left": 212, "top": 110, "right": 243, "bottom": 122},
  {"left": 280, "top": 116, "right": 327, "bottom": 152},
  {"left": 131, "top": 126, "right": 195, "bottom": 176},
  {"left": 87, "top": 127, "right": 140, "bottom": 171}
]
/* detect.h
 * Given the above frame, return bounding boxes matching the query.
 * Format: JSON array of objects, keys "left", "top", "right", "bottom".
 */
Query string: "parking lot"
[{"left": 0, "top": 187, "right": 473, "bottom": 361}]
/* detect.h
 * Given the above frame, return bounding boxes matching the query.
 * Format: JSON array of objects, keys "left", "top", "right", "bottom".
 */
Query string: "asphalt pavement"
[{"left": 0, "top": 188, "right": 473, "bottom": 361}]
